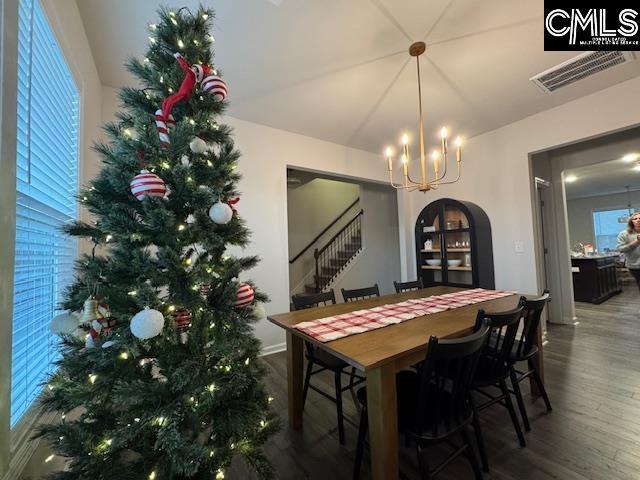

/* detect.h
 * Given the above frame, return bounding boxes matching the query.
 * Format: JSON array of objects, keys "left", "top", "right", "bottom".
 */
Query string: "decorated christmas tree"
[{"left": 37, "top": 6, "right": 278, "bottom": 479}]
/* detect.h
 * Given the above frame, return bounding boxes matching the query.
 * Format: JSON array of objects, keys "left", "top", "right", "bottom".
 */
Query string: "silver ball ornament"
[
  {"left": 189, "top": 137, "right": 208, "bottom": 154},
  {"left": 130, "top": 307, "right": 165, "bottom": 340},
  {"left": 209, "top": 202, "right": 233, "bottom": 224},
  {"left": 50, "top": 311, "right": 80, "bottom": 334}
]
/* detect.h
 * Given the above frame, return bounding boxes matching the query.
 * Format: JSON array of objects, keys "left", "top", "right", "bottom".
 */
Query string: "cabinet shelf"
[
  {"left": 421, "top": 248, "right": 470, "bottom": 253},
  {"left": 422, "top": 228, "right": 470, "bottom": 235},
  {"left": 422, "top": 265, "right": 472, "bottom": 271}
]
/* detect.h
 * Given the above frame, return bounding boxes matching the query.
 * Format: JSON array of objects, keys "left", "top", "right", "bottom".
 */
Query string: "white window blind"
[{"left": 11, "top": 0, "right": 79, "bottom": 428}]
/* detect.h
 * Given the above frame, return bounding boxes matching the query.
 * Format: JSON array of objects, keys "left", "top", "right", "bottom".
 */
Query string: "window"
[
  {"left": 11, "top": 0, "right": 79, "bottom": 427},
  {"left": 592, "top": 209, "right": 630, "bottom": 253}
]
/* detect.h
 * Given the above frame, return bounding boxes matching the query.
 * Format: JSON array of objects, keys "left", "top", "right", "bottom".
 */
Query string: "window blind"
[{"left": 11, "top": 0, "right": 79, "bottom": 428}]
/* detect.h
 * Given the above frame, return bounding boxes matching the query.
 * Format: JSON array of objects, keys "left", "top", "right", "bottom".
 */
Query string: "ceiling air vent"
[{"left": 530, "top": 51, "right": 636, "bottom": 94}]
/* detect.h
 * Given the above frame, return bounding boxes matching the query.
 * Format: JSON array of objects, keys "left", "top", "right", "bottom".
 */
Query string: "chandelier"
[{"left": 385, "top": 42, "right": 463, "bottom": 192}]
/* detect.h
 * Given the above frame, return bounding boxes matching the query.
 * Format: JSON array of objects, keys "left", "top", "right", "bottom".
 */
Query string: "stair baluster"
[{"left": 313, "top": 209, "right": 364, "bottom": 292}]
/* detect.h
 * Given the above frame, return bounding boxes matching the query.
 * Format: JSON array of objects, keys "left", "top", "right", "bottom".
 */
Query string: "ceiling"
[
  {"left": 565, "top": 155, "right": 640, "bottom": 200},
  {"left": 76, "top": 0, "right": 640, "bottom": 154}
]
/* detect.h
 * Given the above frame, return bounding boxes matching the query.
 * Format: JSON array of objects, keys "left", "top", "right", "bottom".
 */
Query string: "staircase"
[
  {"left": 309, "top": 209, "right": 363, "bottom": 293},
  {"left": 289, "top": 199, "right": 364, "bottom": 295}
]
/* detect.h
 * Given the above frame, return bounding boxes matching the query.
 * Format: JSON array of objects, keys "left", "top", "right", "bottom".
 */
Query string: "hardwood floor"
[{"left": 236, "top": 287, "right": 640, "bottom": 479}]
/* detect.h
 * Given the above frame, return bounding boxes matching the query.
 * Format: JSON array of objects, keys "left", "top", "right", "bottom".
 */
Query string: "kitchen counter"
[{"left": 572, "top": 255, "right": 621, "bottom": 304}]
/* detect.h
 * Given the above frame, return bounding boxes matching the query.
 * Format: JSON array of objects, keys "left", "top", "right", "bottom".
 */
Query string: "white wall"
[
  {"left": 404, "top": 75, "right": 640, "bottom": 308},
  {"left": 101, "top": 86, "right": 398, "bottom": 354},
  {"left": 567, "top": 191, "right": 640, "bottom": 247}
]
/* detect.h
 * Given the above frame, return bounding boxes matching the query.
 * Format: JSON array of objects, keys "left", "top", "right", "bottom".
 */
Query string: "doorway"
[
  {"left": 286, "top": 169, "right": 401, "bottom": 300},
  {"left": 530, "top": 126, "right": 640, "bottom": 325}
]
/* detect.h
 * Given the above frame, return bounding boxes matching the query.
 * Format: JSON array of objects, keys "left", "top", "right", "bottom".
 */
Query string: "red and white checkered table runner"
[{"left": 293, "top": 288, "right": 515, "bottom": 343}]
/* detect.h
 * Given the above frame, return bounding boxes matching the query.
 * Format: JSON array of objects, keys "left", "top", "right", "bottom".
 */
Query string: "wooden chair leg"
[
  {"left": 499, "top": 379, "right": 526, "bottom": 447},
  {"left": 352, "top": 407, "right": 368, "bottom": 480},
  {"left": 334, "top": 370, "right": 345, "bottom": 445},
  {"left": 471, "top": 402, "right": 489, "bottom": 472},
  {"left": 416, "top": 443, "right": 432, "bottom": 480},
  {"left": 302, "top": 359, "right": 314, "bottom": 410},
  {"left": 530, "top": 359, "right": 552, "bottom": 412},
  {"left": 509, "top": 366, "right": 531, "bottom": 432},
  {"left": 462, "top": 428, "right": 484, "bottom": 480}
]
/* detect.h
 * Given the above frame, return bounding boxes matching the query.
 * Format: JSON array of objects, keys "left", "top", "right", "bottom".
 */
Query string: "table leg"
[
  {"left": 366, "top": 363, "right": 398, "bottom": 480},
  {"left": 530, "top": 323, "right": 544, "bottom": 397},
  {"left": 286, "top": 332, "right": 303, "bottom": 429}
]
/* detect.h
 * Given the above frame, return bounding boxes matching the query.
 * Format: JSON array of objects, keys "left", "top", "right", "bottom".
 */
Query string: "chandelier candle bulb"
[{"left": 440, "top": 127, "right": 448, "bottom": 156}]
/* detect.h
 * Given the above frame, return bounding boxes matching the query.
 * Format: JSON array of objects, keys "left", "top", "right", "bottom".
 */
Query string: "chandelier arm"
[
  {"left": 405, "top": 171, "right": 421, "bottom": 186},
  {"left": 388, "top": 172, "right": 407, "bottom": 190},
  {"left": 433, "top": 157, "right": 458, "bottom": 183},
  {"left": 431, "top": 166, "right": 461, "bottom": 185}
]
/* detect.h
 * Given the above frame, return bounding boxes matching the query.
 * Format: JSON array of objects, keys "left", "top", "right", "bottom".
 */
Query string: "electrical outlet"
[{"left": 514, "top": 241, "right": 524, "bottom": 253}]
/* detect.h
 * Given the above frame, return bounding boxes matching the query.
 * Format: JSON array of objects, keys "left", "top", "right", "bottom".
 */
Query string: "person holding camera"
[{"left": 618, "top": 211, "right": 640, "bottom": 292}]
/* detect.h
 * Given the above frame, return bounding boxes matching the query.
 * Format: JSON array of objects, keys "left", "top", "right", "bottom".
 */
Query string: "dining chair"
[
  {"left": 341, "top": 284, "right": 380, "bottom": 302},
  {"left": 393, "top": 278, "right": 424, "bottom": 293},
  {"left": 508, "top": 291, "right": 552, "bottom": 432},
  {"left": 471, "top": 301, "right": 526, "bottom": 472},
  {"left": 291, "top": 290, "right": 365, "bottom": 445},
  {"left": 353, "top": 322, "right": 492, "bottom": 480}
]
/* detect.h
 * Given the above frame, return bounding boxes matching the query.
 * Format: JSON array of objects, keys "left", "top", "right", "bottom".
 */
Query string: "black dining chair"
[
  {"left": 353, "top": 323, "right": 492, "bottom": 480},
  {"left": 471, "top": 301, "right": 526, "bottom": 472},
  {"left": 394, "top": 278, "right": 424, "bottom": 293},
  {"left": 508, "top": 291, "right": 552, "bottom": 432},
  {"left": 341, "top": 284, "right": 380, "bottom": 302},
  {"left": 291, "top": 290, "right": 365, "bottom": 445}
]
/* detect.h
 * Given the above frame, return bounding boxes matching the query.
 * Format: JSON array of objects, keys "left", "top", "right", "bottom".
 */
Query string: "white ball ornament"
[
  {"left": 253, "top": 302, "right": 267, "bottom": 320},
  {"left": 130, "top": 307, "right": 165, "bottom": 340},
  {"left": 50, "top": 311, "right": 80, "bottom": 334},
  {"left": 189, "top": 137, "right": 208, "bottom": 154},
  {"left": 209, "top": 202, "right": 233, "bottom": 224}
]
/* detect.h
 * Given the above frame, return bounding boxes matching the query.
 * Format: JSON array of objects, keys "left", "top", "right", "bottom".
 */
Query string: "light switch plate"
[{"left": 514, "top": 241, "right": 524, "bottom": 253}]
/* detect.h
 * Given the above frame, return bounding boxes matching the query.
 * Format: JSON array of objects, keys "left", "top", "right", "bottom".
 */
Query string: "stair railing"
[
  {"left": 314, "top": 209, "right": 364, "bottom": 292},
  {"left": 289, "top": 197, "right": 360, "bottom": 265}
]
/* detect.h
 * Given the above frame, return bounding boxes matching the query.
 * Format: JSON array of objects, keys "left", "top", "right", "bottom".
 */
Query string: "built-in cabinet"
[{"left": 415, "top": 198, "right": 495, "bottom": 289}]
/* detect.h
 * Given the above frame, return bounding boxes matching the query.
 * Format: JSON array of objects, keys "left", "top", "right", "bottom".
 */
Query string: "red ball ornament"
[
  {"left": 130, "top": 170, "right": 167, "bottom": 200},
  {"left": 171, "top": 308, "right": 192, "bottom": 332},
  {"left": 199, "top": 283, "right": 211, "bottom": 296},
  {"left": 234, "top": 283, "right": 254, "bottom": 308},
  {"left": 201, "top": 74, "right": 227, "bottom": 102}
]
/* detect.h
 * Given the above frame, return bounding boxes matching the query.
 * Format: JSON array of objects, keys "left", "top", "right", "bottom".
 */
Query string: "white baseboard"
[{"left": 261, "top": 342, "right": 286, "bottom": 357}]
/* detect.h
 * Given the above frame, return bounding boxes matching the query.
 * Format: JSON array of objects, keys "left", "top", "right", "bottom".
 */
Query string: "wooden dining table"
[{"left": 268, "top": 286, "right": 544, "bottom": 480}]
